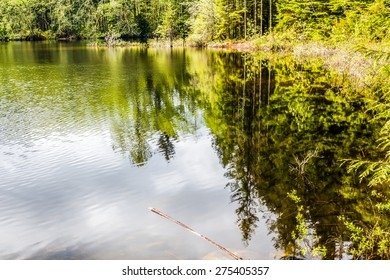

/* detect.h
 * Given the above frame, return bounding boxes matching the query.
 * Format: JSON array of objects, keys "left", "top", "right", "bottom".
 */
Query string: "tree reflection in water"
[
  {"left": 193, "top": 52, "right": 388, "bottom": 259},
  {"left": 106, "top": 49, "right": 200, "bottom": 166},
  {"left": 100, "top": 48, "right": 389, "bottom": 259}
]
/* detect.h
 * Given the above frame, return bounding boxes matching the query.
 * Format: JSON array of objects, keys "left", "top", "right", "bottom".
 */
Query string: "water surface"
[{"left": 0, "top": 42, "right": 383, "bottom": 259}]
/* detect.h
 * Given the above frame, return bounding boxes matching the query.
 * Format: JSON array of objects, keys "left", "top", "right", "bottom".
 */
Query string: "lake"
[{"left": 0, "top": 41, "right": 384, "bottom": 259}]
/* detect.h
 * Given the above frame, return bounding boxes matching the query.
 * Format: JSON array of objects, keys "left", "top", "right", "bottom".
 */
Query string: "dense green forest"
[{"left": 1, "top": 0, "right": 389, "bottom": 45}]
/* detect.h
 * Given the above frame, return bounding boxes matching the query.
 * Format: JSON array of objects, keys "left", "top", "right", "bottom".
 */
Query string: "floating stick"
[{"left": 148, "top": 207, "right": 242, "bottom": 260}]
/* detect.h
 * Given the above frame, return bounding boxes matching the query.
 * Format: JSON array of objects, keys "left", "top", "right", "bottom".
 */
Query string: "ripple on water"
[{"left": 0, "top": 43, "right": 276, "bottom": 260}]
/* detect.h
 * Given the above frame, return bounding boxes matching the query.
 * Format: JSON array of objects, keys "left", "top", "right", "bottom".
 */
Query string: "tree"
[
  {"left": 0, "top": 0, "right": 388, "bottom": 43},
  {"left": 157, "top": 0, "right": 177, "bottom": 46},
  {"left": 275, "top": 0, "right": 333, "bottom": 38},
  {"left": 189, "top": 0, "right": 218, "bottom": 44}
]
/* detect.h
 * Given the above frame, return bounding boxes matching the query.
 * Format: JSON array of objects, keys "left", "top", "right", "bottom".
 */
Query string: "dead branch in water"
[{"left": 148, "top": 207, "right": 242, "bottom": 260}]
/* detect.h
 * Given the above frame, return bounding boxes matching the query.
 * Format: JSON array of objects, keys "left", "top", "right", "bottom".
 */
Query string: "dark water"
[{"left": 0, "top": 42, "right": 383, "bottom": 259}]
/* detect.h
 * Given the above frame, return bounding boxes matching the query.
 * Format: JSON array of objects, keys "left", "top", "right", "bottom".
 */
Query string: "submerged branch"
[{"left": 148, "top": 207, "right": 242, "bottom": 260}]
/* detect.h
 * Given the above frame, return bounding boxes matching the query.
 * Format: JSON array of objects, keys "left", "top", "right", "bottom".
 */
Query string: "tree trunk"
[
  {"left": 260, "top": 0, "right": 263, "bottom": 36},
  {"left": 269, "top": 0, "right": 272, "bottom": 34},
  {"left": 254, "top": 0, "right": 257, "bottom": 35},
  {"left": 244, "top": 0, "right": 247, "bottom": 39}
]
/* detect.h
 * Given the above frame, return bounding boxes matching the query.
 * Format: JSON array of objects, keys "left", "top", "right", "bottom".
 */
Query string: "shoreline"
[{"left": 2, "top": 37, "right": 389, "bottom": 88}]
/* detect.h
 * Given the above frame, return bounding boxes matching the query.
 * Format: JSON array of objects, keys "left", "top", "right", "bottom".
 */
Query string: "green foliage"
[
  {"left": 339, "top": 45, "right": 390, "bottom": 259},
  {"left": 340, "top": 216, "right": 390, "bottom": 259},
  {"left": 156, "top": 1, "right": 178, "bottom": 44},
  {"left": 332, "top": 0, "right": 390, "bottom": 42},
  {"left": 346, "top": 52, "right": 390, "bottom": 188},
  {"left": 0, "top": 0, "right": 275, "bottom": 42},
  {"left": 185, "top": 50, "right": 386, "bottom": 258},
  {"left": 188, "top": 0, "right": 218, "bottom": 44},
  {"left": 276, "top": 0, "right": 334, "bottom": 39},
  {"left": 0, "top": 0, "right": 388, "bottom": 44},
  {"left": 286, "top": 190, "right": 328, "bottom": 258},
  {"left": 1, "top": 0, "right": 390, "bottom": 257},
  {"left": 136, "top": 13, "right": 151, "bottom": 42}
]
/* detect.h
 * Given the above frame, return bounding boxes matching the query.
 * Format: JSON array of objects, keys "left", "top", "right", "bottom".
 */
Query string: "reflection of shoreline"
[
  {"left": 2, "top": 42, "right": 275, "bottom": 259},
  {"left": 2, "top": 43, "right": 388, "bottom": 260},
  {"left": 199, "top": 53, "right": 386, "bottom": 259}
]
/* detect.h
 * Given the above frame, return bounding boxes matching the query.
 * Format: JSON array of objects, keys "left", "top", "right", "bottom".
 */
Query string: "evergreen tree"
[
  {"left": 189, "top": 0, "right": 218, "bottom": 44},
  {"left": 276, "top": 0, "right": 333, "bottom": 38},
  {"left": 156, "top": 0, "right": 177, "bottom": 46}
]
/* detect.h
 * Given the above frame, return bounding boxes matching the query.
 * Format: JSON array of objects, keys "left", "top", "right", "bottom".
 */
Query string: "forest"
[{"left": 0, "top": 0, "right": 389, "bottom": 46}]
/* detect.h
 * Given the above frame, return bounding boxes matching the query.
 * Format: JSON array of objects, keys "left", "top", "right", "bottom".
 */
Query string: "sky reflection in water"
[{"left": 0, "top": 42, "right": 275, "bottom": 259}]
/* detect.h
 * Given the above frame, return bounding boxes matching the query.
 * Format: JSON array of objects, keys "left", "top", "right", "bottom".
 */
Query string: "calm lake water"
[{"left": 0, "top": 42, "right": 382, "bottom": 259}]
